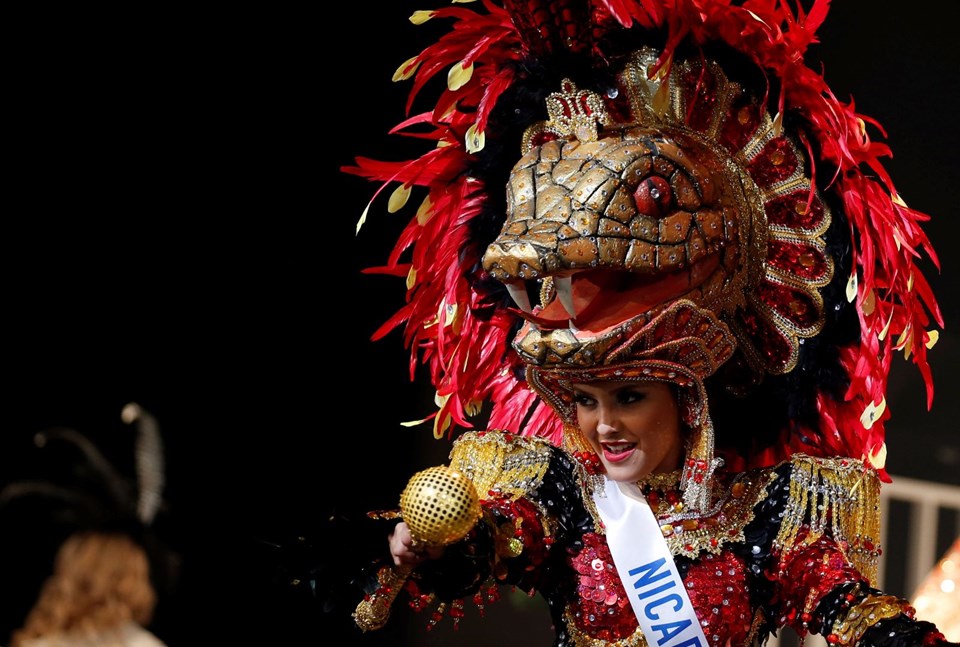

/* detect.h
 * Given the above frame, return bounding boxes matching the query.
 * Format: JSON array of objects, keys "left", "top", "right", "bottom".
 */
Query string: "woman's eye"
[
  {"left": 574, "top": 394, "right": 595, "bottom": 406},
  {"left": 619, "top": 390, "right": 645, "bottom": 404}
]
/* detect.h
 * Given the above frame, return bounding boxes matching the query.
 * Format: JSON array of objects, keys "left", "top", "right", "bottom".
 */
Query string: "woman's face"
[{"left": 573, "top": 380, "right": 683, "bottom": 482}]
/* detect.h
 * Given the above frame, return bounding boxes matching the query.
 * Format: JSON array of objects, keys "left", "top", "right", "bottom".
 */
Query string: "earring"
[{"left": 680, "top": 416, "right": 722, "bottom": 513}]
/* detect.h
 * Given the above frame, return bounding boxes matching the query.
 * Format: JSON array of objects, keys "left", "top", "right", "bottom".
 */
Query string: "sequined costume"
[{"left": 359, "top": 432, "right": 944, "bottom": 647}]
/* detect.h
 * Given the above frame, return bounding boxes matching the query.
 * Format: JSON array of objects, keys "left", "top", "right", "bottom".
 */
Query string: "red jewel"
[
  {"left": 633, "top": 176, "right": 672, "bottom": 219},
  {"left": 827, "top": 634, "right": 839, "bottom": 644}
]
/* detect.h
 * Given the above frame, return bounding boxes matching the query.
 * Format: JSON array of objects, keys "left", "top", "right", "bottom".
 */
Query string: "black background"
[{"left": 1, "top": 2, "right": 958, "bottom": 646}]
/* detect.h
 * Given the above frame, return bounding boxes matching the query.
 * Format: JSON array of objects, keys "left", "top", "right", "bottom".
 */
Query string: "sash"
[{"left": 593, "top": 478, "right": 707, "bottom": 647}]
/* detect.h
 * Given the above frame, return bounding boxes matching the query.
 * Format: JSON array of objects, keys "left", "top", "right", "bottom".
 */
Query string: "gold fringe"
[
  {"left": 448, "top": 431, "right": 553, "bottom": 503},
  {"left": 773, "top": 454, "right": 882, "bottom": 584}
]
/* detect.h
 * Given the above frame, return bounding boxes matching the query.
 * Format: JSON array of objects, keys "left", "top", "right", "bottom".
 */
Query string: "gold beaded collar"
[{"left": 636, "top": 469, "right": 683, "bottom": 492}]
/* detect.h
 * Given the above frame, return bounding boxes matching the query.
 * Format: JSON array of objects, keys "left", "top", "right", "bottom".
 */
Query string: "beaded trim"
[
  {"left": 636, "top": 469, "right": 683, "bottom": 491},
  {"left": 563, "top": 606, "right": 649, "bottom": 647},
  {"left": 659, "top": 470, "right": 776, "bottom": 559},
  {"left": 828, "top": 594, "right": 915, "bottom": 645},
  {"left": 773, "top": 454, "right": 882, "bottom": 584}
]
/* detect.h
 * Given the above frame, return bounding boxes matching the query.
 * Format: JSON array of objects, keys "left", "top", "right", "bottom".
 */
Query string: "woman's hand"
[{"left": 389, "top": 522, "right": 443, "bottom": 567}]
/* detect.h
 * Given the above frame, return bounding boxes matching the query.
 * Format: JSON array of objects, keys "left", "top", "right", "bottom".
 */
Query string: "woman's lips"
[{"left": 601, "top": 443, "right": 636, "bottom": 463}]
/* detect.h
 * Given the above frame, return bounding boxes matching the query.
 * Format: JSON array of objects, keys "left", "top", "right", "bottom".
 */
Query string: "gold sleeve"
[{"left": 773, "top": 453, "right": 882, "bottom": 584}]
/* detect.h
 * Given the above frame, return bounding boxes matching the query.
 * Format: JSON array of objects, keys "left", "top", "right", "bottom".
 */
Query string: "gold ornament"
[
  {"left": 400, "top": 465, "right": 482, "bottom": 545},
  {"left": 354, "top": 466, "right": 481, "bottom": 632}
]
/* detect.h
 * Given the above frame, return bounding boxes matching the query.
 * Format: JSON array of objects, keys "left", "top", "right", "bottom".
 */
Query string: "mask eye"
[{"left": 633, "top": 176, "right": 673, "bottom": 218}]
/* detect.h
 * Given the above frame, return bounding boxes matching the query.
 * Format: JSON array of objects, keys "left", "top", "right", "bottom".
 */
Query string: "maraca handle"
[
  {"left": 354, "top": 466, "right": 481, "bottom": 632},
  {"left": 353, "top": 562, "right": 414, "bottom": 632}
]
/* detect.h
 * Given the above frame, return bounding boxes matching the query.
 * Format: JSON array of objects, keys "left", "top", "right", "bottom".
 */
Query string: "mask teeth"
[
  {"left": 555, "top": 275, "right": 576, "bottom": 319},
  {"left": 506, "top": 282, "right": 532, "bottom": 313}
]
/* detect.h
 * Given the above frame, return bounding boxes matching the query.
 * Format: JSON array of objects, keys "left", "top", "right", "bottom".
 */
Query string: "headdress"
[
  {"left": 0, "top": 404, "right": 177, "bottom": 639},
  {"left": 345, "top": 0, "right": 942, "bottom": 487}
]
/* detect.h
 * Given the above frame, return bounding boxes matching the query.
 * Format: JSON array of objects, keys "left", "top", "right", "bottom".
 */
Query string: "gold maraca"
[{"left": 354, "top": 465, "right": 481, "bottom": 632}]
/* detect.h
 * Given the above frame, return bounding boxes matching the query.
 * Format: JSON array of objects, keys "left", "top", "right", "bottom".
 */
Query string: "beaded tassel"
[{"left": 774, "top": 455, "right": 882, "bottom": 583}]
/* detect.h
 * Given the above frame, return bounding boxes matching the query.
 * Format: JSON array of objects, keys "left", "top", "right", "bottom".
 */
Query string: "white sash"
[{"left": 592, "top": 478, "right": 707, "bottom": 647}]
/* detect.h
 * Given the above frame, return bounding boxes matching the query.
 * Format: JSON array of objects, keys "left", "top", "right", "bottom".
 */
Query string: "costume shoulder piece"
[
  {"left": 448, "top": 430, "right": 555, "bottom": 501},
  {"left": 773, "top": 453, "right": 882, "bottom": 584}
]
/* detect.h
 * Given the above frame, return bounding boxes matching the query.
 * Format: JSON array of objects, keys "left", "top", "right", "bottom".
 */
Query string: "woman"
[
  {"left": 364, "top": 301, "right": 950, "bottom": 646},
  {"left": 343, "top": 0, "right": 954, "bottom": 645},
  {"left": 2, "top": 404, "right": 173, "bottom": 647}
]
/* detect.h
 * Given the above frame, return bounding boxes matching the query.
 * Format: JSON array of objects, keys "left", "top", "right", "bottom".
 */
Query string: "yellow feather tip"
[
  {"left": 393, "top": 56, "right": 421, "bottom": 82},
  {"left": 878, "top": 310, "right": 894, "bottom": 341},
  {"left": 356, "top": 203, "right": 371, "bottom": 235},
  {"left": 442, "top": 302, "right": 458, "bottom": 326},
  {"left": 895, "top": 323, "right": 912, "bottom": 351},
  {"left": 465, "top": 123, "right": 485, "bottom": 153},
  {"left": 388, "top": 183, "right": 412, "bottom": 213},
  {"left": 447, "top": 61, "right": 474, "bottom": 91},
  {"left": 859, "top": 397, "right": 886, "bottom": 431},
  {"left": 926, "top": 329, "right": 940, "bottom": 350},
  {"left": 433, "top": 416, "right": 451, "bottom": 439},
  {"left": 862, "top": 289, "right": 876, "bottom": 316},
  {"left": 845, "top": 272, "right": 858, "bottom": 303},
  {"left": 867, "top": 443, "right": 887, "bottom": 470},
  {"left": 409, "top": 10, "right": 434, "bottom": 25},
  {"left": 416, "top": 195, "right": 434, "bottom": 225}
]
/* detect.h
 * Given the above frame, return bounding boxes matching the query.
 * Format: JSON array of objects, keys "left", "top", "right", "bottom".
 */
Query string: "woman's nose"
[
  {"left": 596, "top": 421, "right": 617, "bottom": 436},
  {"left": 595, "top": 406, "right": 618, "bottom": 435}
]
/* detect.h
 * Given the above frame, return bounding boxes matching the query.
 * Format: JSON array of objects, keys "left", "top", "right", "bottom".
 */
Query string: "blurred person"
[{"left": 1, "top": 403, "right": 177, "bottom": 647}]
